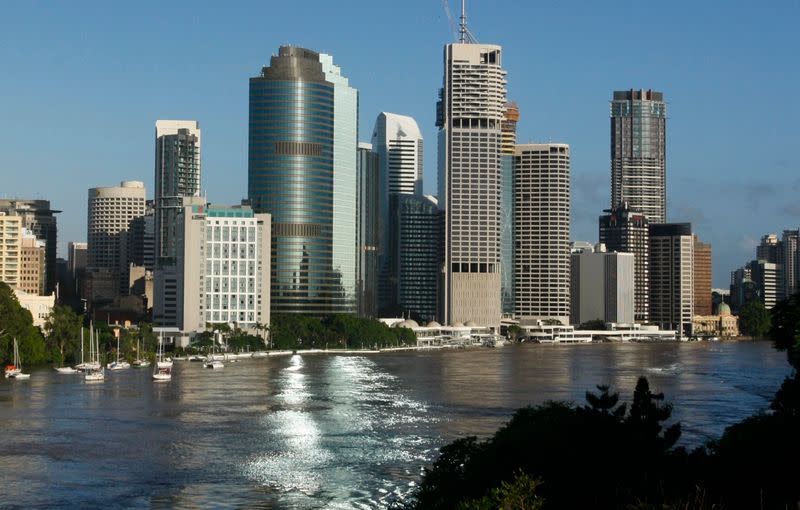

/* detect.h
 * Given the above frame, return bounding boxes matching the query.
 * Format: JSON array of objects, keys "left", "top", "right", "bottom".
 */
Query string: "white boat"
[
  {"left": 152, "top": 333, "right": 171, "bottom": 382},
  {"left": 132, "top": 338, "right": 150, "bottom": 368},
  {"left": 55, "top": 366, "right": 78, "bottom": 374},
  {"left": 204, "top": 359, "right": 224, "bottom": 369},
  {"left": 85, "top": 323, "right": 105, "bottom": 383},
  {"left": 7, "top": 339, "right": 30, "bottom": 380},
  {"left": 107, "top": 333, "right": 130, "bottom": 370}
]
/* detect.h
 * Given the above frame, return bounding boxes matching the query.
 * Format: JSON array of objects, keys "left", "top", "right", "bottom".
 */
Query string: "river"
[{"left": 0, "top": 341, "right": 791, "bottom": 509}]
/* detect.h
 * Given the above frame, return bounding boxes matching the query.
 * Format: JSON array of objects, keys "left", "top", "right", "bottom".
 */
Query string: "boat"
[
  {"left": 55, "top": 366, "right": 78, "bottom": 374},
  {"left": 152, "top": 333, "right": 171, "bottom": 382},
  {"left": 155, "top": 332, "right": 173, "bottom": 369},
  {"left": 8, "top": 339, "right": 30, "bottom": 380},
  {"left": 84, "top": 324, "right": 104, "bottom": 382},
  {"left": 107, "top": 332, "right": 130, "bottom": 370},
  {"left": 204, "top": 359, "right": 224, "bottom": 369},
  {"left": 132, "top": 338, "right": 150, "bottom": 368}
]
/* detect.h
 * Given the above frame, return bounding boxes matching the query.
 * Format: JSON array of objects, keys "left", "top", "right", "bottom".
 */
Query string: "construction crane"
[{"left": 442, "top": 0, "right": 477, "bottom": 43}]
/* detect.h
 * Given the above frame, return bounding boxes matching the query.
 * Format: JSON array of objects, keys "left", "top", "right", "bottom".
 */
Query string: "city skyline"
[{"left": 1, "top": 1, "right": 798, "bottom": 287}]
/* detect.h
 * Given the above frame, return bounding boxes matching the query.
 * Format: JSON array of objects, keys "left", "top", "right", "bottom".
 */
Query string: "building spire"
[{"left": 457, "top": 0, "right": 477, "bottom": 43}]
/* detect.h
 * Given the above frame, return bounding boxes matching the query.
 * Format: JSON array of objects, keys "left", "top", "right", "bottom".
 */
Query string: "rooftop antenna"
[{"left": 459, "top": 0, "right": 477, "bottom": 43}]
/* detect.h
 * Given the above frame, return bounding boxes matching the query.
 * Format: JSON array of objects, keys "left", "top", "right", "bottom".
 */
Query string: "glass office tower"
[{"left": 249, "top": 46, "right": 351, "bottom": 316}]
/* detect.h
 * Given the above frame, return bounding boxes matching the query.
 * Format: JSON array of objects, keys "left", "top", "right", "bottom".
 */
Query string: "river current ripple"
[{"left": 0, "top": 341, "right": 791, "bottom": 509}]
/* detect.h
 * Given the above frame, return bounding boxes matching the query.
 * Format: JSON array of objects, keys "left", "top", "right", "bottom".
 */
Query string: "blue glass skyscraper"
[{"left": 248, "top": 46, "right": 357, "bottom": 316}]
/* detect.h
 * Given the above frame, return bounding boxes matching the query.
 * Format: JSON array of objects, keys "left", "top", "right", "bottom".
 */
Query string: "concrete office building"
[
  {"left": 649, "top": 223, "right": 693, "bottom": 337},
  {"left": 570, "top": 243, "right": 635, "bottom": 325},
  {"left": 19, "top": 231, "right": 45, "bottom": 295},
  {"left": 169, "top": 203, "right": 270, "bottom": 346},
  {"left": 599, "top": 203, "right": 650, "bottom": 322},
  {"left": 514, "top": 143, "right": 571, "bottom": 324},
  {"left": 693, "top": 235, "right": 712, "bottom": 316},
  {"left": 610, "top": 89, "right": 667, "bottom": 223},
  {"left": 0, "top": 213, "right": 23, "bottom": 288},
  {"left": 437, "top": 40, "right": 507, "bottom": 328},
  {"left": 248, "top": 46, "right": 357, "bottom": 316},
  {"left": 393, "top": 194, "right": 442, "bottom": 322},
  {"left": 0, "top": 199, "right": 59, "bottom": 294},
  {"left": 757, "top": 233, "right": 783, "bottom": 302},
  {"left": 356, "top": 143, "right": 379, "bottom": 318},
  {"left": 750, "top": 259, "right": 778, "bottom": 310},
  {"left": 86, "top": 181, "right": 147, "bottom": 301},
  {"left": 68, "top": 242, "right": 88, "bottom": 277},
  {"left": 371, "top": 113, "right": 423, "bottom": 313}
]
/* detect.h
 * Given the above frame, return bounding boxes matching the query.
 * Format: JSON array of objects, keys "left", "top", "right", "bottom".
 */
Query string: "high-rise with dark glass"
[
  {"left": 610, "top": 89, "right": 666, "bottom": 223},
  {"left": 248, "top": 46, "right": 357, "bottom": 316},
  {"left": 395, "top": 194, "right": 441, "bottom": 322},
  {"left": 356, "top": 143, "right": 379, "bottom": 318}
]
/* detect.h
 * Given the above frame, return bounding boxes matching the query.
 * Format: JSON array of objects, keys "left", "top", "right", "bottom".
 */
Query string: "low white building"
[{"left": 14, "top": 288, "right": 55, "bottom": 328}]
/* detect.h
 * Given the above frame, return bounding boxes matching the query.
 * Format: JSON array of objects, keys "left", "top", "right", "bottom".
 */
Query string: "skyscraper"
[
  {"left": 0, "top": 199, "right": 59, "bottom": 294},
  {"left": 649, "top": 223, "right": 694, "bottom": 336},
  {"left": 599, "top": 203, "right": 650, "bottom": 322},
  {"left": 356, "top": 143, "right": 379, "bottom": 318},
  {"left": 610, "top": 89, "right": 667, "bottom": 223},
  {"left": 371, "top": 113, "right": 423, "bottom": 313},
  {"left": 437, "top": 40, "right": 507, "bottom": 328},
  {"left": 394, "top": 194, "right": 442, "bottom": 322},
  {"left": 248, "top": 46, "right": 357, "bottom": 316},
  {"left": 757, "top": 233, "right": 784, "bottom": 302},
  {"left": 781, "top": 229, "right": 799, "bottom": 299},
  {"left": 154, "top": 120, "right": 201, "bottom": 266},
  {"left": 86, "top": 181, "right": 146, "bottom": 302},
  {"left": 513, "top": 143, "right": 571, "bottom": 324},
  {"left": 0, "top": 213, "right": 23, "bottom": 288}
]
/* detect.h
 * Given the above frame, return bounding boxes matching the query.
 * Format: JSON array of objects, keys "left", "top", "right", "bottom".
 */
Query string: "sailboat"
[
  {"left": 55, "top": 328, "right": 78, "bottom": 374},
  {"left": 85, "top": 325, "right": 105, "bottom": 382},
  {"left": 132, "top": 337, "right": 150, "bottom": 368},
  {"left": 107, "top": 330, "right": 130, "bottom": 370},
  {"left": 152, "top": 332, "right": 171, "bottom": 381},
  {"left": 203, "top": 343, "right": 224, "bottom": 369},
  {"left": 8, "top": 339, "right": 30, "bottom": 380}
]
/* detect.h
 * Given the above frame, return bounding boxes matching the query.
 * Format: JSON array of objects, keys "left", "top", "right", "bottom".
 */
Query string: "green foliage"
[
  {"left": 0, "top": 282, "right": 49, "bottom": 365},
  {"left": 408, "top": 377, "right": 691, "bottom": 509},
  {"left": 43, "top": 305, "right": 83, "bottom": 364},
  {"left": 456, "top": 472, "right": 544, "bottom": 510},
  {"left": 577, "top": 319, "right": 606, "bottom": 330},
  {"left": 769, "top": 292, "right": 800, "bottom": 369},
  {"left": 507, "top": 325, "right": 522, "bottom": 341},
  {"left": 738, "top": 299, "right": 771, "bottom": 337},
  {"left": 268, "top": 314, "right": 413, "bottom": 351}
]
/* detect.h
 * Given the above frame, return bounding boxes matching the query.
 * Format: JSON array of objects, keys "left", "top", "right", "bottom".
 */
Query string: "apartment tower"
[
  {"left": 649, "top": 223, "right": 694, "bottom": 336},
  {"left": 610, "top": 89, "right": 667, "bottom": 223}
]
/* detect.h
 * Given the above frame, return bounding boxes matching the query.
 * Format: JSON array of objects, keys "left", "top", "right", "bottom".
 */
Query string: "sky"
[{"left": 1, "top": 0, "right": 798, "bottom": 288}]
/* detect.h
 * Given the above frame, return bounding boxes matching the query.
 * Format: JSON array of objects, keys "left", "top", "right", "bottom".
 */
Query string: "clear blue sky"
[{"left": 1, "top": 0, "right": 798, "bottom": 287}]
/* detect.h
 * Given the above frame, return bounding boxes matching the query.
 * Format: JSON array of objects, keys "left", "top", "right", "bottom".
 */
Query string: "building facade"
[
  {"left": 499, "top": 103, "right": 518, "bottom": 316},
  {"left": 610, "top": 89, "right": 667, "bottom": 223},
  {"left": 750, "top": 259, "right": 778, "bottom": 310},
  {"left": 570, "top": 244, "right": 635, "bottom": 325},
  {"left": 371, "top": 113, "right": 423, "bottom": 313},
  {"left": 437, "top": 42, "right": 507, "bottom": 328},
  {"left": 599, "top": 203, "right": 650, "bottom": 322},
  {"left": 0, "top": 199, "right": 59, "bottom": 294},
  {"left": 513, "top": 143, "right": 571, "bottom": 324},
  {"left": 86, "top": 181, "right": 147, "bottom": 300},
  {"left": 394, "top": 194, "right": 442, "bottom": 322},
  {"left": 693, "top": 235, "right": 712, "bottom": 316},
  {"left": 781, "top": 229, "right": 799, "bottom": 300},
  {"left": 19, "top": 231, "right": 45, "bottom": 295},
  {"left": 649, "top": 223, "right": 694, "bottom": 336},
  {"left": 356, "top": 143, "right": 379, "bottom": 318},
  {"left": 0, "top": 213, "right": 22, "bottom": 288},
  {"left": 248, "top": 46, "right": 357, "bottom": 316},
  {"left": 163, "top": 203, "right": 271, "bottom": 346}
]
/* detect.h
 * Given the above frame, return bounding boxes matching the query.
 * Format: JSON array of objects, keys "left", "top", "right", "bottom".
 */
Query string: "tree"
[
  {"left": 507, "top": 325, "right": 522, "bottom": 341},
  {"left": 43, "top": 305, "right": 83, "bottom": 364},
  {"left": 738, "top": 300, "right": 771, "bottom": 337},
  {"left": 0, "top": 282, "right": 48, "bottom": 365}
]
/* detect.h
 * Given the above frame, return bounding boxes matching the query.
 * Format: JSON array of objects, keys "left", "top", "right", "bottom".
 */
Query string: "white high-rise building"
[
  {"left": 371, "top": 112, "right": 424, "bottom": 313},
  {"left": 437, "top": 41, "right": 507, "bottom": 328},
  {"left": 570, "top": 243, "right": 635, "bottom": 325},
  {"left": 169, "top": 202, "right": 271, "bottom": 347},
  {"left": 513, "top": 143, "right": 571, "bottom": 324}
]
